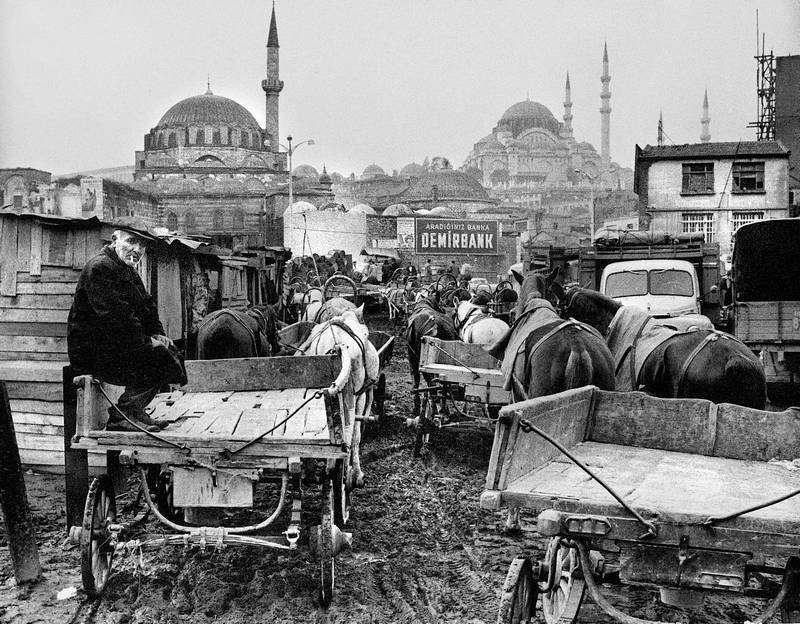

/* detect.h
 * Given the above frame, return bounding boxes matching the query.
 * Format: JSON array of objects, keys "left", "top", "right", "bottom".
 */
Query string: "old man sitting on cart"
[{"left": 67, "top": 217, "right": 186, "bottom": 432}]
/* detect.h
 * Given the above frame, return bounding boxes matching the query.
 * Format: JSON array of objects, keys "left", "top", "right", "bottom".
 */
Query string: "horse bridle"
[{"left": 306, "top": 318, "right": 375, "bottom": 396}]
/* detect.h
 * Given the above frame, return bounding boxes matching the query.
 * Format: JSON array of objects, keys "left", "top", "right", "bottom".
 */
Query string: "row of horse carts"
[{"left": 66, "top": 269, "right": 800, "bottom": 622}]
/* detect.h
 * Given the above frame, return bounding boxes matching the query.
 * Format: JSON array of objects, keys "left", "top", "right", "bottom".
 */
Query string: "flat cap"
[{"left": 111, "top": 216, "right": 157, "bottom": 241}]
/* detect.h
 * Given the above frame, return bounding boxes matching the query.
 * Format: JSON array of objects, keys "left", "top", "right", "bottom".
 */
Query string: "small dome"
[
  {"left": 292, "top": 164, "right": 319, "bottom": 179},
  {"left": 383, "top": 203, "right": 414, "bottom": 216},
  {"left": 362, "top": 164, "right": 386, "bottom": 179},
  {"left": 349, "top": 203, "right": 376, "bottom": 215},
  {"left": 282, "top": 200, "right": 316, "bottom": 218},
  {"left": 415, "top": 208, "right": 431, "bottom": 215},
  {"left": 156, "top": 92, "right": 261, "bottom": 132},
  {"left": 319, "top": 201, "right": 346, "bottom": 212},
  {"left": 429, "top": 206, "right": 456, "bottom": 217},
  {"left": 329, "top": 172, "right": 345, "bottom": 184},
  {"left": 498, "top": 100, "right": 560, "bottom": 136},
  {"left": 400, "top": 162, "right": 425, "bottom": 178},
  {"left": 406, "top": 168, "right": 490, "bottom": 202}
]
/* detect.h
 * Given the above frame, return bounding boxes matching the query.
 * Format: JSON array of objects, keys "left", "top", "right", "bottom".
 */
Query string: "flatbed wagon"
[
  {"left": 68, "top": 353, "right": 356, "bottom": 606},
  {"left": 410, "top": 336, "right": 510, "bottom": 454},
  {"left": 482, "top": 386, "right": 800, "bottom": 623}
]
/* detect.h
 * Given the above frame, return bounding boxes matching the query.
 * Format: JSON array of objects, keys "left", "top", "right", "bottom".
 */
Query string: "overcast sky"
[{"left": 1, "top": 0, "right": 798, "bottom": 177}]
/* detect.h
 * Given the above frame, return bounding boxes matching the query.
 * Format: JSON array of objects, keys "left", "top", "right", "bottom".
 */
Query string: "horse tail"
[
  {"left": 724, "top": 353, "right": 767, "bottom": 409},
  {"left": 564, "top": 347, "right": 592, "bottom": 389}
]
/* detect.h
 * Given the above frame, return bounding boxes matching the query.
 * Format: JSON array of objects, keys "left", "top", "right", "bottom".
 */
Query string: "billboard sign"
[{"left": 415, "top": 218, "right": 499, "bottom": 255}]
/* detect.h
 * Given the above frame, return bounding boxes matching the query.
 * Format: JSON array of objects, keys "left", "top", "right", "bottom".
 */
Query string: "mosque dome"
[
  {"left": 498, "top": 100, "right": 561, "bottom": 137},
  {"left": 292, "top": 164, "right": 319, "bottom": 179},
  {"left": 282, "top": 200, "right": 316, "bottom": 218},
  {"left": 400, "top": 163, "right": 425, "bottom": 178},
  {"left": 405, "top": 168, "right": 490, "bottom": 202},
  {"left": 429, "top": 206, "right": 457, "bottom": 217},
  {"left": 156, "top": 92, "right": 261, "bottom": 132},
  {"left": 362, "top": 164, "right": 386, "bottom": 179},
  {"left": 349, "top": 203, "right": 376, "bottom": 215},
  {"left": 383, "top": 203, "right": 414, "bottom": 216}
]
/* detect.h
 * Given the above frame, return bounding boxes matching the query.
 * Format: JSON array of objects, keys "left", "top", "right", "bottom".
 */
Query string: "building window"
[
  {"left": 681, "top": 212, "right": 715, "bottom": 241},
  {"left": 732, "top": 211, "right": 764, "bottom": 233},
  {"left": 240, "top": 133, "right": 249, "bottom": 148},
  {"left": 232, "top": 210, "right": 245, "bottom": 229},
  {"left": 212, "top": 210, "right": 224, "bottom": 229},
  {"left": 196, "top": 129, "right": 205, "bottom": 145},
  {"left": 212, "top": 129, "right": 221, "bottom": 145},
  {"left": 168, "top": 132, "right": 177, "bottom": 148},
  {"left": 184, "top": 212, "right": 195, "bottom": 231},
  {"left": 681, "top": 163, "right": 714, "bottom": 194},
  {"left": 166, "top": 212, "right": 178, "bottom": 231},
  {"left": 732, "top": 161, "right": 765, "bottom": 192}
]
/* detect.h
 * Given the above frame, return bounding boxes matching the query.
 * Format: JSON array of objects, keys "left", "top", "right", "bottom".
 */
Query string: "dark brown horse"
[
  {"left": 405, "top": 293, "right": 459, "bottom": 416},
  {"left": 196, "top": 305, "right": 280, "bottom": 359},
  {"left": 561, "top": 287, "right": 767, "bottom": 409},
  {"left": 487, "top": 273, "right": 615, "bottom": 400}
]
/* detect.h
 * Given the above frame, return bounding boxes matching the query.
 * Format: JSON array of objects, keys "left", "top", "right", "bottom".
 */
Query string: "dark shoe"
[{"left": 106, "top": 417, "right": 160, "bottom": 433}]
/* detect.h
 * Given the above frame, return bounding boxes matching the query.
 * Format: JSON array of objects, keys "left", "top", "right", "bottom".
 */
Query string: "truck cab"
[{"left": 600, "top": 259, "right": 713, "bottom": 330}]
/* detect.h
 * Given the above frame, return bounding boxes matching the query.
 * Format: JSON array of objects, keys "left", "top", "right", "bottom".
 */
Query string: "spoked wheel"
[
  {"left": 81, "top": 474, "right": 117, "bottom": 596},
  {"left": 497, "top": 556, "right": 537, "bottom": 624},
  {"left": 331, "top": 457, "right": 351, "bottom": 527},
  {"left": 781, "top": 556, "right": 800, "bottom": 622},
  {"left": 311, "top": 483, "right": 336, "bottom": 608},
  {"left": 413, "top": 393, "right": 434, "bottom": 458},
  {"left": 540, "top": 538, "right": 586, "bottom": 624}
]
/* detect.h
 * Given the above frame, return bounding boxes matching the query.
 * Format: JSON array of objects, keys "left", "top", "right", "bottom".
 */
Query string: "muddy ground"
[{"left": 0, "top": 315, "right": 789, "bottom": 624}]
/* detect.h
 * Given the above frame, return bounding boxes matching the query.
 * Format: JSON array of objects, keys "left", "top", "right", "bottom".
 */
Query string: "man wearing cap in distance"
[{"left": 67, "top": 217, "right": 186, "bottom": 432}]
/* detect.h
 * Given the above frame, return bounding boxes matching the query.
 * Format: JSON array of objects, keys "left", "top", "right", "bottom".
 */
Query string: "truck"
[
  {"left": 730, "top": 218, "right": 800, "bottom": 385},
  {"left": 527, "top": 230, "right": 722, "bottom": 329}
]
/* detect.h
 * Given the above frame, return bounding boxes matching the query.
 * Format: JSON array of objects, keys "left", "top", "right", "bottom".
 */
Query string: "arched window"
[
  {"left": 240, "top": 133, "right": 249, "bottom": 148},
  {"left": 232, "top": 209, "right": 245, "bottom": 229},
  {"left": 196, "top": 129, "right": 205, "bottom": 145},
  {"left": 166, "top": 212, "right": 178, "bottom": 231},
  {"left": 156, "top": 133, "right": 165, "bottom": 148},
  {"left": 212, "top": 210, "right": 224, "bottom": 229},
  {"left": 212, "top": 129, "right": 221, "bottom": 145},
  {"left": 252, "top": 132, "right": 261, "bottom": 148},
  {"left": 168, "top": 132, "right": 177, "bottom": 148},
  {"left": 184, "top": 212, "right": 196, "bottom": 231}
]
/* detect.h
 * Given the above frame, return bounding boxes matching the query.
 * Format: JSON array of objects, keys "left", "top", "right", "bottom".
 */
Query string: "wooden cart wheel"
[
  {"left": 541, "top": 538, "right": 585, "bottom": 624},
  {"left": 318, "top": 514, "right": 335, "bottom": 607},
  {"left": 331, "top": 458, "right": 351, "bottom": 527},
  {"left": 497, "top": 556, "right": 537, "bottom": 624},
  {"left": 81, "top": 474, "right": 116, "bottom": 596},
  {"left": 413, "top": 393, "right": 434, "bottom": 458},
  {"left": 781, "top": 556, "right": 800, "bottom": 622}
]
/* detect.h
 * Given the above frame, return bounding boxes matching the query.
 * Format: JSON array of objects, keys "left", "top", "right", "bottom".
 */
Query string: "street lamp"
[
  {"left": 280, "top": 135, "right": 315, "bottom": 252},
  {"left": 574, "top": 167, "right": 616, "bottom": 242}
]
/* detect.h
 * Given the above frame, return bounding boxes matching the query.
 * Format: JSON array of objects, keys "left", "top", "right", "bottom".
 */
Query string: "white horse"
[
  {"left": 295, "top": 310, "right": 378, "bottom": 488},
  {"left": 454, "top": 299, "right": 509, "bottom": 346}
]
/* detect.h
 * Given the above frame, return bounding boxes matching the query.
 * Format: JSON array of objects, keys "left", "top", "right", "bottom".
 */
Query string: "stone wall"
[{"left": 283, "top": 210, "right": 367, "bottom": 260}]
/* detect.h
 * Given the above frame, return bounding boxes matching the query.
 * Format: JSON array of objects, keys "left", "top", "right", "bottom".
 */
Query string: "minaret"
[
  {"left": 658, "top": 111, "right": 664, "bottom": 147},
  {"left": 261, "top": 3, "right": 284, "bottom": 153},
  {"left": 562, "top": 72, "right": 574, "bottom": 139},
  {"left": 600, "top": 42, "right": 611, "bottom": 172},
  {"left": 700, "top": 89, "right": 711, "bottom": 143}
]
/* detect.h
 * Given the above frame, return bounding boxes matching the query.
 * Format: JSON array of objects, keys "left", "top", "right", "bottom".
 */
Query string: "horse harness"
[
  {"left": 454, "top": 305, "right": 490, "bottom": 338},
  {"left": 308, "top": 318, "right": 375, "bottom": 396},
  {"left": 621, "top": 319, "right": 744, "bottom": 397},
  {"left": 199, "top": 308, "right": 270, "bottom": 356}
]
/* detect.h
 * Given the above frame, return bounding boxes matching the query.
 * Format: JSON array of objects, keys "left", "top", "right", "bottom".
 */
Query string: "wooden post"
[
  {"left": 63, "top": 365, "right": 88, "bottom": 532},
  {"left": 0, "top": 380, "right": 42, "bottom": 584}
]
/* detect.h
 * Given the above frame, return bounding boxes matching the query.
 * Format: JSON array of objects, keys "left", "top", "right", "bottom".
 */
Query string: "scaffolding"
[{"left": 748, "top": 33, "right": 776, "bottom": 141}]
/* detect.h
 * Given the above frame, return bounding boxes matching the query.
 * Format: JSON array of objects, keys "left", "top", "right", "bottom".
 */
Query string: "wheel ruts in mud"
[
  {"left": 497, "top": 556, "right": 537, "bottom": 624},
  {"left": 81, "top": 474, "right": 116, "bottom": 596},
  {"left": 540, "top": 537, "right": 585, "bottom": 624}
]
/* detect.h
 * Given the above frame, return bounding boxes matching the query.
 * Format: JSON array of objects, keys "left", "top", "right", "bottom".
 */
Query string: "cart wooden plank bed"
[
  {"left": 68, "top": 354, "right": 355, "bottom": 606},
  {"left": 482, "top": 386, "right": 800, "bottom": 623}
]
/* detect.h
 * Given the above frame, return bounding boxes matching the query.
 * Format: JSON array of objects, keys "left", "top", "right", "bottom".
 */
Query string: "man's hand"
[{"left": 151, "top": 334, "right": 174, "bottom": 349}]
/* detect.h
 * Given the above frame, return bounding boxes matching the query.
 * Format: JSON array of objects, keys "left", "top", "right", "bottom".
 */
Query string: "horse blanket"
[{"left": 606, "top": 305, "right": 690, "bottom": 390}]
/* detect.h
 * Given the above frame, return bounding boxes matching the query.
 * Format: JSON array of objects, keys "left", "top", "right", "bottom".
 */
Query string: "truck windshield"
[
  {"left": 605, "top": 269, "right": 694, "bottom": 298},
  {"left": 605, "top": 270, "right": 647, "bottom": 297},
  {"left": 650, "top": 269, "right": 694, "bottom": 296}
]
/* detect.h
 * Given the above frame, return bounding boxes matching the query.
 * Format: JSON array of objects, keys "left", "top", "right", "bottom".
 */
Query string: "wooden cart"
[
  {"left": 411, "top": 336, "right": 510, "bottom": 455},
  {"left": 481, "top": 386, "right": 800, "bottom": 623},
  {"left": 68, "top": 354, "right": 355, "bottom": 606}
]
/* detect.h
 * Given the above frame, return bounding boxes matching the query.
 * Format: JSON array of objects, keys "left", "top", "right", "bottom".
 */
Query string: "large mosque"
[{"left": 461, "top": 44, "right": 632, "bottom": 210}]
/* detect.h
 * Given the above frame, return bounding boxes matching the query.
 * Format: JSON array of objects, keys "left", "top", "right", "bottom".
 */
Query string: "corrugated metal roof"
[{"left": 638, "top": 140, "right": 789, "bottom": 160}]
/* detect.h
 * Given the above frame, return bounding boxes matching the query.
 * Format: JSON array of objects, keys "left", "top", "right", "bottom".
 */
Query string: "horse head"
[
  {"left": 562, "top": 287, "right": 621, "bottom": 336},
  {"left": 511, "top": 266, "right": 561, "bottom": 317}
]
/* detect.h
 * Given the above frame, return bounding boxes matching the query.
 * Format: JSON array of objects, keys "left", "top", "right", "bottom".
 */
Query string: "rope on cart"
[
  {"left": 221, "top": 390, "right": 325, "bottom": 457},
  {"left": 94, "top": 380, "right": 190, "bottom": 452},
  {"left": 518, "top": 417, "right": 658, "bottom": 539},
  {"left": 696, "top": 485, "right": 800, "bottom": 527}
]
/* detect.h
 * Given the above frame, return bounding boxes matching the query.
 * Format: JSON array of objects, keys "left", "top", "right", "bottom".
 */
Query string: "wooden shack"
[{"left": 0, "top": 211, "right": 199, "bottom": 470}]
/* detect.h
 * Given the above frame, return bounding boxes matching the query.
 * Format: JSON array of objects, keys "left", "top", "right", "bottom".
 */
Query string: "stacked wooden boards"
[{"left": 0, "top": 213, "right": 106, "bottom": 469}]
